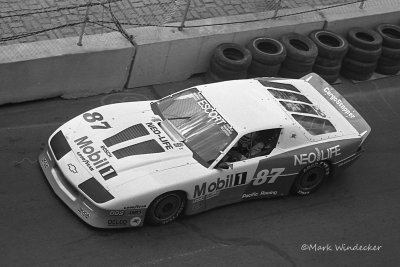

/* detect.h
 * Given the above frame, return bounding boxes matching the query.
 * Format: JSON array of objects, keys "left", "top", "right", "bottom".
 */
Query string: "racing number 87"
[{"left": 252, "top": 168, "right": 285, "bottom": 186}]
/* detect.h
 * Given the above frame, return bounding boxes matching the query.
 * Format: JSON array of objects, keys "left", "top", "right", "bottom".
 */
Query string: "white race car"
[{"left": 39, "top": 73, "right": 370, "bottom": 228}]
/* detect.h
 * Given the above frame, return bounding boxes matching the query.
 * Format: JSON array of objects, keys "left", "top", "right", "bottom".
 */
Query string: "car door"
[{"left": 203, "top": 128, "right": 289, "bottom": 210}]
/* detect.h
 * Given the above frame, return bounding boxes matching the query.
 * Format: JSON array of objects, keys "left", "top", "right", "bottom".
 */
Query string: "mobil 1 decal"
[
  {"left": 242, "top": 158, "right": 296, "bottom": 199},
  {"left": 74, "top": 136, "right": 117, "bottom": 180}
]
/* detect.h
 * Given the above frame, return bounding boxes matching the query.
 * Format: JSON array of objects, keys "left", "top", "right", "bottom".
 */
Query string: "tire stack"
[
  {"left": 308, "top": 30, "right": 348, "bottom": 84},
  {"left": 206, "top": 43, "right": 252, "bottom": 82},
  {"left": 375, "top": 24, "right": 400, "bottom": 75},
  {"left": 341, "top": 27, "right": 383, "bottom": 81},
  {"left": 278, "top": 33, "right": 318, "bottom": 78},
  {"left": 246, "top": 37, "right": 286, "bottom": 78}
]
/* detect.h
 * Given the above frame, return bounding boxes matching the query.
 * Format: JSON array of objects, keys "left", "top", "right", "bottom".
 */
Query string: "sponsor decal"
[
  {"left": 82, "top": 112, "right": 112, "bottom": 129},
  {"left": 145, "top": 122, "right": 174, "bottom": 150},
  {"left": 124, "top": 204, "right": 147, "bottom": 210},
  {"left": 323, "top": 87, "right": 355, "bottom": 119},
  {"left": 197, "top": 99, "right": 226, "bottom": 125},
  {"left": 101, "top": 145, "right": 113, "bottom": 158},
  {"left": 193, "top": 172, "right": 247, "bottom": 198},
  {"left": 252, "top": 168, "right": 285, "bottom": 186},
  {"left": 173, "top": 143, "right": 184, "bottom": 148},
  {"left": 74, "top": 136, "right": 117, "bottom": 180},
  {"left": 68, "top": 163, "right": 77, "bottom": 174},
  {"left": 108, "top": 219, "right": 128, "bottom": 226},
  {"left": 126, "top": 209, "right": 142, "bottom": 216},
  {"left": 130, "top": 217, "right": 142, "bottom": 227},
  {"left": 109, "top": 210, "right": 125, "bottom": 216},
  {"left": 40, "top": 157, "right": 49, "bottom": 169},
  {"left": 77, "top": 207, "right": 90, "bottom": 219},
  {"left": 191, "top": 201, "right": 202, "bottom": 211},
  {"left": 294, "top": 145, "right": 341, "bottom": 166}
]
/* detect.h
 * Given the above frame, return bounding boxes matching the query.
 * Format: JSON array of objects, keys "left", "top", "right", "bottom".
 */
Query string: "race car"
[{"left": 39, "top": 73, "right": 370, "bottom": 228}]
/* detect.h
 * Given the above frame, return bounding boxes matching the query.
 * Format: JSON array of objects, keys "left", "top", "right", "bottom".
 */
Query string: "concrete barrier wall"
[
  {"left": 127, "top": 0, "right": 400, "bottom": 88},
  {"left": 0, "top": 0, "right": 399, "bottom": 105},
  {"left": 0, "top": 32, "right": 134, "bottom": 105}
]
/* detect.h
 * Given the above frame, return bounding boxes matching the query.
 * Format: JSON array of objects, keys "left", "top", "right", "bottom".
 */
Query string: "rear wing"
[{"left": 301, "top": 73, "right": 371, "bottom": 144}]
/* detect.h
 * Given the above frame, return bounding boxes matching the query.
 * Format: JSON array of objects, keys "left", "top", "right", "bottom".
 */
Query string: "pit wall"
[
  {"left": 128, "top": 0, "right": 400, "bottom": 88},
  {"left": 0, "top": 0, "right": 399, "bottom": 105}
]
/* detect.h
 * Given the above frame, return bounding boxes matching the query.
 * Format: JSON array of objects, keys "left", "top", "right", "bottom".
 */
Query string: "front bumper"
[{"left": 38, "top": 146, "right": 145, "bottom": 228}]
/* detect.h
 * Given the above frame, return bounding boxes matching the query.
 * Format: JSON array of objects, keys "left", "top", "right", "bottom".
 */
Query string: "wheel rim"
[
  {"left": 154, "top": 194, "right": 181, "bottom": 220},
  {"left": 300, "top": 168, "right": 325, "bottom": 190}
]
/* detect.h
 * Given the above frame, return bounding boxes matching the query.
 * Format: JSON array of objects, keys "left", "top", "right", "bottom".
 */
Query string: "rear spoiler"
[{"left": 301, "top": 73, "right": 371, "bottom": 144}]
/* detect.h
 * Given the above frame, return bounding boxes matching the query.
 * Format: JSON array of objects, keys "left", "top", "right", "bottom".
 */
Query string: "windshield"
[{"left": 152, "top": 88, "right": 237, "bottom": 165}]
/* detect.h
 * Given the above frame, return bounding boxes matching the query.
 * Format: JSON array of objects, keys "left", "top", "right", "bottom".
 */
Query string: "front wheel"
[
  {"left": 146, "top": 191, "right": 186, "bottom": 226},
  {"left": 291, "top": 162, "right": 330, "bottom": 195}
]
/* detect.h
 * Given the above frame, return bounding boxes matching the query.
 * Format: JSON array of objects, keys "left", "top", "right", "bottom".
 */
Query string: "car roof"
[{"left": 198, "top": 79, "right": 291, "bottom": 135}]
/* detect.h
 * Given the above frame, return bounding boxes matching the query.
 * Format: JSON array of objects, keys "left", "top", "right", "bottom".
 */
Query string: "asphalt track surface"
[{"left": 0, "top": 75, "right": 399, "bottom": 267}]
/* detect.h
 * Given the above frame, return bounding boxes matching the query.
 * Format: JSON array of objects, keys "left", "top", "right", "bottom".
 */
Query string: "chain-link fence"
[{"left": 0, "top": 0, "right": 391, "bottom": 46}]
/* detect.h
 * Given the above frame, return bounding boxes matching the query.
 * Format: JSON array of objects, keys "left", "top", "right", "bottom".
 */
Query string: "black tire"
[
  {"left": 315, "top": 56, "right": 343, "bottom": 67},
  {"left": 280, "top": 33, "right": 318, "bottom": 62},
  {"left": 281, "top": 57, "right": 314, "bottom": 72},
  {"left": 346, "top": 43, "right": 382, "bottom": 63},
  {"left": 340, "top": 68, "right": 374, "bottom": 81},
  {"left": 309, "top": 30, "right": 348, "bottom": 59},
  {"left": 146, "top": 191, "right": 186, "bottom": 226},
  {"left": 213, "top": 43, "right": 252, "bottom": 71},
  {"left": 319, "top": 72, "right": 340, "bottom": 84},
  {"left": 342, "top": 57, "right": 377, "bottom": 73},
  {"left": 209, "top": 57, "right": 247, "bottom": 80},
  {"left": 278, "top": 66, "right": 311, "bottom": 79},
  {"left": 375, "top": 63, "right": 400, "bottom": 75},
  {"left": 246, "top": 37, "right": 287, "bottom": 65},
  {"left": 247, "top": 59, "right": 281, "bottom": 77},
  {"left": 347, "top": 27, "right": 383, "bottom": 51},
  {"left": 313, "top": 63, "right": 341, "bottom": 75},
  {"left": 377, "top": 56, "right": 400, "bottom": 67},
  {"left": 376, "top": 23, "right": 400, "bottom": 49},
  {"left": 205, "top": 71, "right": 223, "bottom": 83},
  {"left": 291, "top": 162, "right": 329, "bottom": 195},
  {"left": 381, "top": 45, "right": 400, "bottom": 59}
]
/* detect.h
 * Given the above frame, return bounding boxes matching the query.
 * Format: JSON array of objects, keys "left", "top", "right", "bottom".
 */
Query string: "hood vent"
[
  {"left": 104, "top": 124, "right": 149, "bottom": 147},
  {"left": 113, "top": 140, "right": 165, "bottom": 159}
]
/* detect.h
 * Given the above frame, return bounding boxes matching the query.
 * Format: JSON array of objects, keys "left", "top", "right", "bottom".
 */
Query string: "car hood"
[{"left": 58, "top": 102, "right": 198, "bottom": 190}]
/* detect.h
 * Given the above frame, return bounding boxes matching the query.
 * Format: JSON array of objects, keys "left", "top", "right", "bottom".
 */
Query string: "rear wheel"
[
  {"left": 291, "top": 162, "right": 329, "bottom": 195},
  {"left": 146, "top": 191, "right": 186, "bottom": 226}
]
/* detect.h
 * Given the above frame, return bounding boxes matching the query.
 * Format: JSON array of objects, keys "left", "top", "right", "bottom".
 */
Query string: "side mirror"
[{"left": 217, "top": 162, "right": 231, "bottom": 169}]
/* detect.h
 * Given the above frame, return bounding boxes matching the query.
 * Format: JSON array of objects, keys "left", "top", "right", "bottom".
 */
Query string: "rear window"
[
  {"left": 280, "top": 101, "right": 318, "bottom": 115},
  {"left": 258, "top": 80, "right": 301, "bottom": 92},
  {"left": 292, "top": 114, "right": 336, "bottom": 135},
  {"left": 268, "top": 89, "right": 312, "bottom": 104}
]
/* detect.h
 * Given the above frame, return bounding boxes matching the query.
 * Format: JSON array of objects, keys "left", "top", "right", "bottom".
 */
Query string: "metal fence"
[{"left": 0, "top": 0, "right": 381, "bottom": 46}]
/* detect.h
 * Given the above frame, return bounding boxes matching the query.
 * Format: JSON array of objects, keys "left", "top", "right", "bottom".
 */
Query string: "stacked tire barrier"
[
  {"left": 375, "top": 24, "right": 400, "bottom": 75},
  {"left": 309, "top": 30, "right": 348, "bottom": 83},
  {"left": 278, "top": 33, "right": 318, "bottom": 79},
  {"left": 341, "top": 27, "right": 383, "bottom": 81},
  {"left": 246, "top": 37, "right": 286, "bottom": 78},
  {"left": 206, "top": 43, "right": 252, "bottom": 82}
]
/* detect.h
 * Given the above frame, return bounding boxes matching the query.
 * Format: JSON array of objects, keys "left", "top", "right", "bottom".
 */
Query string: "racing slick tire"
[
  {"left": 309, "top": 30, "right": 348, "bottom": 59},
  {"left": 146, "top": 191, "right": 186, "bottom": 226},
  {"left": 247, "top": 59, "right": 281, "bottom": 78},
  {"left": 213, "top": 43, "right": 252, "bottom": 70},
  {"left": 314, "top": 56, "right": 343, "bottom": 67},
  {"left": 346, "top": 43, "right": 382, "bottom": 63},
  {"left": 280, "top": 33, "right": 318, "bottom": 62},
  {"left": 381, "top": 45, "right": 400, "bottom": 59},
  {"left": 375, "top": 63, "right": 400, "bottom": 75},
  {"left": 280, "top": 57, "right": 315, "bottom": 72},
  {"left": 209, "top": 57, "right": 247, "bottom": 80},
  {"left": 341, "top": 57, "right": 377, "bottom": 74},
  {"left": 347, "top": 27, "right": 383, "bottom": 51},
  {"left": 278, "top": 66, "right": 311, "bottom": 79},
  {"left": 291, "top": 162, "right": 330, "bottom": 195},
  {"left": 246, "top": 37, "right": 287, "bottom": 65},
  {"left": 376, "top": 23, "right": 400, "bottom": 49}
]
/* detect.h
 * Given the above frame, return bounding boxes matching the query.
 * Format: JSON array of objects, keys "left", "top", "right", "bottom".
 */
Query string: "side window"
[{"left": 221, "top": 129, "right": 281, "bottom": 163}]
